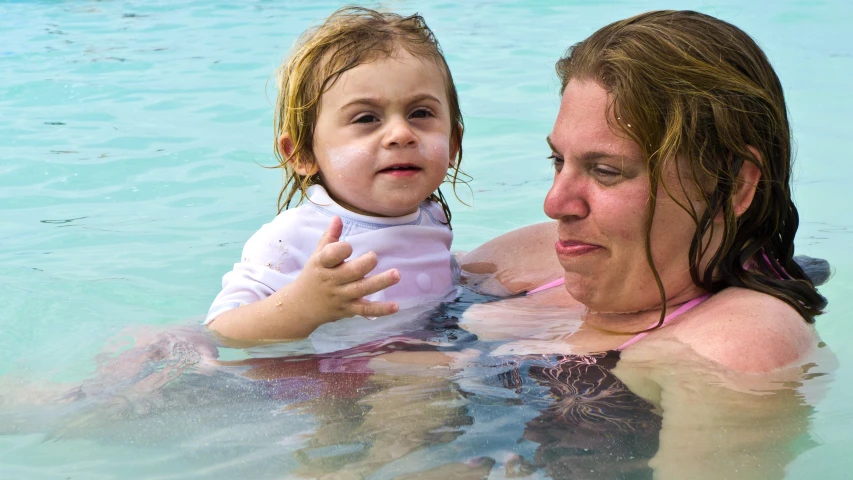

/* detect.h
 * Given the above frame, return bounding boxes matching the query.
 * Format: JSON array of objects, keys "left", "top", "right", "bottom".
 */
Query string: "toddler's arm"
[{"left": 207, "top": 216, "right": 401, "bottom": 342}]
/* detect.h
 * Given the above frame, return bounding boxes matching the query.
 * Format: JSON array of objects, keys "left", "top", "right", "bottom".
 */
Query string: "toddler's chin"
[{"left": 365, "top": 200, "right": 422, "bottom": 218}]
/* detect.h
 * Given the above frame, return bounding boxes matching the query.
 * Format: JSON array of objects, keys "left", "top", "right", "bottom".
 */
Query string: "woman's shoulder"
[
  {"left": 460, "top": 222, "right": 565, "bottom": 296},
  {"left": 669, "top": 287, "right": 819, "bottom": 373}
]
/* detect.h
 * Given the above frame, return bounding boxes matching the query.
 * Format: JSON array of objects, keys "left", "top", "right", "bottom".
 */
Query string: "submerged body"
[
  {"left": 462, "top": 220, "right": 821, "bottom": 373},
  {"left": 2, "top": 294, "right": 827, "bottom": 479}
]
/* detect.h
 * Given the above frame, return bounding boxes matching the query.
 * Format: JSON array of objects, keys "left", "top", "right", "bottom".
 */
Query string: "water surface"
[{"left": 1, "top": 0, "right": 851, "bottom": 478}]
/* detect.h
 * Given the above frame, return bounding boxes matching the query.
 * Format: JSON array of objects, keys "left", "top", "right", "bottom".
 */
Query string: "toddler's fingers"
[
  {"left": 313, "top": 216, "right": 344, "bottom": 254},
  {"left": 316, "top": 240, "right": 353, "bottom": 269},
  {"left": 345, "top": 268, "right": 400, "bottom": 299},
  {"left": 350, "top": 299, "right": 399, "bottom": 318},
  {"left": 336, "top": 251, "right": 379, "bottom": 283}
]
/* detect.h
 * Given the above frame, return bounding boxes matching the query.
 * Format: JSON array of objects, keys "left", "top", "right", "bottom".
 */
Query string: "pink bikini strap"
[
  {"left": 526, "top": 278, "right": 711, "bottom": 351},
  {"left": 526, "top": 278, "right": 565, "bottom": 295},
  {"left": 761, "top": 250, "right": 790, "bottom": 280},
  {"left": 616, "top": 293, "right": 712, "bottom": 351}
]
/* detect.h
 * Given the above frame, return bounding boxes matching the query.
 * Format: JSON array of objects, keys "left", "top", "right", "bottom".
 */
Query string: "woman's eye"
[
  {"left": 592, "top": 165, "right": 622, "bottom": 181},
  {"left": 410, "top": 108, "right": 434, "bottom": 119},
  {"left": 548, "top": 154, "right": 564, "bottom": 171},
  {"left": 354, "top": 114, "right": 379, "bottom": 124}
]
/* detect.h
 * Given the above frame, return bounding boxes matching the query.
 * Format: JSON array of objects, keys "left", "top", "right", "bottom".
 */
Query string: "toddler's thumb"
[{"left": 314, "top": 216, "right": 343, "bottom": 252}]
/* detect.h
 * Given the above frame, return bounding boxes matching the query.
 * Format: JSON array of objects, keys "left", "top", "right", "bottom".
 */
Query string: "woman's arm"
[
  {"left": 615, "top": 335, "right": 834, "bottom": 480},
  {"left": 460, "top": 221, "right": 565, "bottom": 296}
]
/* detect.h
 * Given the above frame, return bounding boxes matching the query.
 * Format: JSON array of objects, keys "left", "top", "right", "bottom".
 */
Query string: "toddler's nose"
[{"left": 383, "top": 117, "right": 417, "bottom": 148}]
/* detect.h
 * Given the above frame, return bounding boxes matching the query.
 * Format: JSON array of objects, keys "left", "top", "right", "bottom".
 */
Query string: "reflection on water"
[
  {"left": 504, "top": 352, "right": 661, "bottom": 479},
  {"left": 0, "top": 291, "right": 835, "bottom": 479}
]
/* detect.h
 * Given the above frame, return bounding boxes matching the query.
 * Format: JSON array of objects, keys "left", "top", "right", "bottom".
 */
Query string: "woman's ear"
[
  {"left": 732, "top": 146, "right": 763, "bottom": 217},
  {"left": 278, "top": 134, "right": 317, "bottom": 176}
]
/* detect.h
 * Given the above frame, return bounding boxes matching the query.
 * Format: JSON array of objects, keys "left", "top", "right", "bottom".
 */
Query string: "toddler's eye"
[
  {"left": 354, "top": 114, "right": 379, "bottom": 124},
  {"left": 410, "top": 108, "right": 434, "bottom": 119}
]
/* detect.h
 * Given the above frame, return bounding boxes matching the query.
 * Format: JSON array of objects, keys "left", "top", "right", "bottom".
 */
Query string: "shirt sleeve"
[{"left": 204, "top": 210, "right": 316, "bottom": 324}]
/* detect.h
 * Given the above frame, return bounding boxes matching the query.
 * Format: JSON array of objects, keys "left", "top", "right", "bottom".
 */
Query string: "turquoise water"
[{"left": 1, "top": 0, "right": 851, "bottom": 478}]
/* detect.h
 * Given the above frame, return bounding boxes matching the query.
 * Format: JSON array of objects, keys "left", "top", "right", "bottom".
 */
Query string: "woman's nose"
[
  {"left": 544, "top": 170, "right": 591, "bottom": 220},
  {"left": 383, "top": 117, "right": 417, "bottom": 148}
]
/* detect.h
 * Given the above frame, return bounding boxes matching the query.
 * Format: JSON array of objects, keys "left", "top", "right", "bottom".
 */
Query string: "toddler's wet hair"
[{"left": 273, "top": 6, "right": 465, "bottom": 225}]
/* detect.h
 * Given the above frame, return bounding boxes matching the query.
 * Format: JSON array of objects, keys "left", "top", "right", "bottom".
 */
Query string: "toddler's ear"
[
  {"left": 278, "top": 134, "right": 318, "bottom": 176},
  {"left": 449, "top": 122, "right": 463, "bottom": 167}
]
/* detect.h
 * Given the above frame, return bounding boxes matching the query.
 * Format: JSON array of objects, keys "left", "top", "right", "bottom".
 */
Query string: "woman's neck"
[{"left": 582, "top": 288, "right": 711, "bottom": 334}]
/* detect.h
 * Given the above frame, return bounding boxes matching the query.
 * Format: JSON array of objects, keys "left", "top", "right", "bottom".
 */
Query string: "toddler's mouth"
[{"left": 378, "top": 164, "right": 421, "bottom": 176}]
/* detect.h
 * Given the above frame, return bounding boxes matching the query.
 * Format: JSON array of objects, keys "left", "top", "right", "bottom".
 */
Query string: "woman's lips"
[{"left": 555, "top": 240, "right": 601, "bottom": 257}]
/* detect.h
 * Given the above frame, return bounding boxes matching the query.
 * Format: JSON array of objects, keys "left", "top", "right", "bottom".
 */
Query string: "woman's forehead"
[{"left": 549, "top": 80, "right": 642, "bottom": 162}]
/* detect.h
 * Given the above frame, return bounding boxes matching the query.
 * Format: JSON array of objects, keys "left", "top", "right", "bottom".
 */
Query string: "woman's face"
[{"left": 544, "top": 79, "right": 706, "bottom": 313}]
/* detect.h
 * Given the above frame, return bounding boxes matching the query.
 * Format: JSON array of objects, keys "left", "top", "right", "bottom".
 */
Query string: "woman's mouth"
[
  {"left": 555, "top": 240, "right": 601, "bottom": 257},
  {"left": 378, "top": 164, "right": 421, "bottom": 177}
]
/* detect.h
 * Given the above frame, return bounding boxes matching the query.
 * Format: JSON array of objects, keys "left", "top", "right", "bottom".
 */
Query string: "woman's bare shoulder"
[
  {"left": 459, "top": 222, "right": 565, "bottom": 296},
  {"left": 671, "top": 288, "right": 819, "bottom": 373}
]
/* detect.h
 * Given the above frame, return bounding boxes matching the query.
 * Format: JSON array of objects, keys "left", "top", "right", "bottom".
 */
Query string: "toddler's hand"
[{"left": 290, "top": 216, "right": 401, "bottom": 325}]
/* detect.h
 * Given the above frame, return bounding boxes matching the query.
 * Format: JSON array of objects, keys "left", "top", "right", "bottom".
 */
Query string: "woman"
[
  {"left": 453, "top": 10, "right": 833, "bottom": 478},
  {"left": 461, "top": 9, "right": 827, "bottom": 373}
]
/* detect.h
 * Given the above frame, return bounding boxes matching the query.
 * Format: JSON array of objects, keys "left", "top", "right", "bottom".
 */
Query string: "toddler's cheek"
[
  {"left": 418, "top": 133, "right": 451, "bottom": 163},
  {"left": 325, "top": 146, "right": 372, "bottom": 173}
]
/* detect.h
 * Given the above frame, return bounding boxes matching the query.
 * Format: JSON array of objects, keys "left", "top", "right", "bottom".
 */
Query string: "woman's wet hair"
[
  {"left": 555, "top": 10, "right": 826, "bottom": 322},
  {"left": 273, "top": 6, "right": 465, "bottom": 225}
]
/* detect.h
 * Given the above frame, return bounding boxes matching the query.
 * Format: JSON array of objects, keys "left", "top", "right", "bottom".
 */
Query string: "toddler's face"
[{"left": 306, "top": 49, "right": 457, "bottom": 217}]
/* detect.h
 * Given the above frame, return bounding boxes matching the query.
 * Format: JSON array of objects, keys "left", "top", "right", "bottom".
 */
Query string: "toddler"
[{"left": 206, "top": 7, "right": 465, "bottom": 343}]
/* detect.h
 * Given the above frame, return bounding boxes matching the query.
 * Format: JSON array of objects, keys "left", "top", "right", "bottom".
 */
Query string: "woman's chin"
[
  {"left": 563, "top": 282, "right": 642, "bottom": 315},
  {"left": 561, "top": 281, "right": 598, "bottom": 308}
]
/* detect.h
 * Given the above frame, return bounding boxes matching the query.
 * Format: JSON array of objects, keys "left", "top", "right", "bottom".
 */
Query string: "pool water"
[{"left": 1, "top": 0, "right": 851, "bottom": 478}]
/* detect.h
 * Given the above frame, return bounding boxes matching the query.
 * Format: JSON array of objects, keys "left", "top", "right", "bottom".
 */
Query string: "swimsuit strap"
[
  {"left": 526, "top": 278, "right": 711, "bottom": 351},
  {"left": 761, "top": 250, "right": 790, "bottom": 280},
  {"left": 526, "top": 278, "right": 565, "bottom": 295},
  {"left": 616, "top": 293, "right": 712, "bottom": 351}
]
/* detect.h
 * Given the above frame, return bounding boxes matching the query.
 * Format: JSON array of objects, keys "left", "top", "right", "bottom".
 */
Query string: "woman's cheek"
[{"left": 609, "top": 194, "right": 651, "bottom": 242}]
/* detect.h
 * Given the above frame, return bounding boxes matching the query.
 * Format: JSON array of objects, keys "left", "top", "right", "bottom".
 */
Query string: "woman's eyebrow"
[
  {"left": 546, "top": 136, "right": 558, "bottom": 152},
  {"left": 546, "top": 136, "right": 624, "bottom": 162},
  {"left": 579, "top": 151, "right": 623, "bottom": 163}
]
